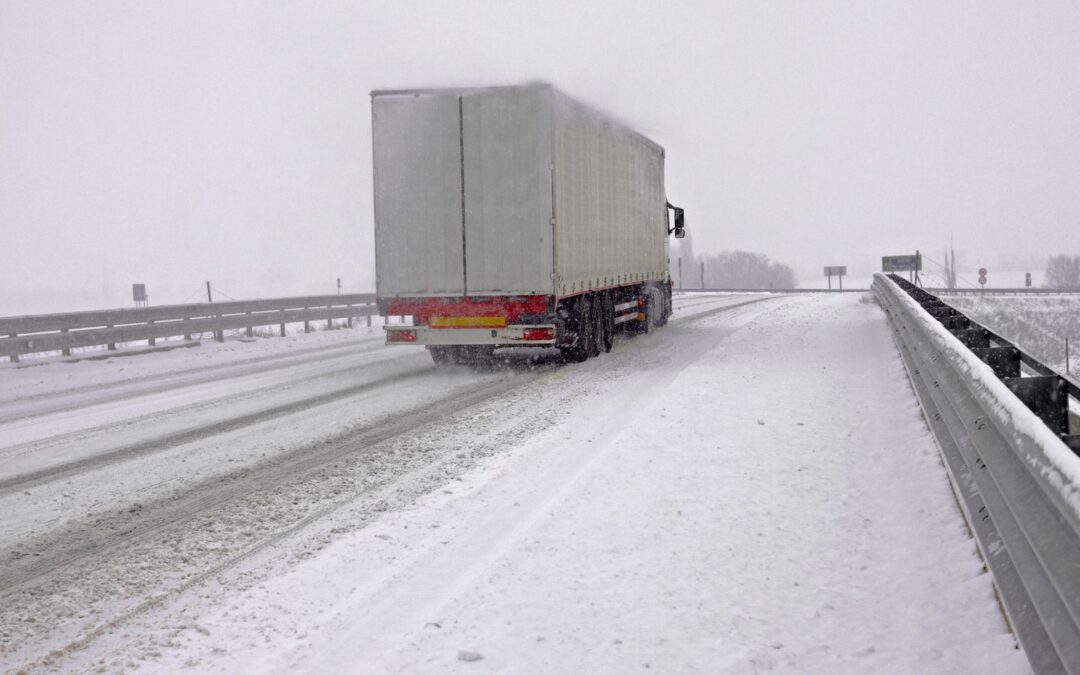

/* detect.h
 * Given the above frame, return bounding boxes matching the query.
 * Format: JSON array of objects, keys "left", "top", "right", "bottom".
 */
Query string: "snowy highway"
[{"left": 0, "top": 293, "right": 1025, "bottom": 673}]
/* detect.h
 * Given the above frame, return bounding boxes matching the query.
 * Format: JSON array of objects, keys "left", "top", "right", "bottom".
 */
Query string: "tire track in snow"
[
  {"left": 0, "top": 368, "right": 551, "bottom": 661},
  {"left": 0, "top": 337, "right": 387, "bottom": 424},
  {"left": 0, "top": 357, "right": 433, "bottom": 494},
  {"left": 0, "top": 296, "right": 774, "bottom": 666}
]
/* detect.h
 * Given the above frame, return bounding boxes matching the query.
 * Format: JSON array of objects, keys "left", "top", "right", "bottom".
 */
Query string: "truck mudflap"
[{"left": 385, "top": 324, "right": 557, "bottom": 346}]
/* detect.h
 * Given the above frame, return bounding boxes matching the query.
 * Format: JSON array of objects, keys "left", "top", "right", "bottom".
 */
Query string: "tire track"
[
  {"left": 0, "top": 367, "right": 553, "bottom": 662},
  {"left": 0, "top": 347, "right": 419, "bottom": 460},
  {"left": 0, "top": 298, "right": 777, "bottom": 665},
  {"left": 0, "top": 358, "right": 433, "bottom": 495},
  {"left": 0, "top": 336, "right": 386, "bottom": 424}
]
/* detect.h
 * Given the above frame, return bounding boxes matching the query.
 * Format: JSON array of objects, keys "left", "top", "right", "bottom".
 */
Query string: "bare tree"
[{"left": 1045, "top": 255, "right": 1080, "bottom": 289}]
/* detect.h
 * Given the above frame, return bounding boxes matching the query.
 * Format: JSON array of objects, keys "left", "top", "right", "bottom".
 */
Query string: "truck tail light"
[
  {"left": 637, "top": 297, "right": 646, "bottom": 306},
  {"left": 387, "top": 330, "right": 417, "bottom": 342},
  {"left": 522, "top": 327, "right": 556, "bottom": 341}
]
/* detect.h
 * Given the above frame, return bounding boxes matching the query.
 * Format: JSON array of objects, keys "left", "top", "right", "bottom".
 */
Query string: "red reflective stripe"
[{"left": 386, "top": 330, "right": 417, "bottom": 342}]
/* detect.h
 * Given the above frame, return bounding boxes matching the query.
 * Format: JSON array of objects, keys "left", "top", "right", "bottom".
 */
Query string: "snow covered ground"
[
  {"left": 946, "top": 293, "right": 1080, "bottom": 374},
  {"left": 0, "top": 294, "right": 1025, "bottom": 673}
]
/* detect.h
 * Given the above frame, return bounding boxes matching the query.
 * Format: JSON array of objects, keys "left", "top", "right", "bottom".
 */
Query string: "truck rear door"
[{"left": 372, "top": 93, "right": 465, "bottom": 297}]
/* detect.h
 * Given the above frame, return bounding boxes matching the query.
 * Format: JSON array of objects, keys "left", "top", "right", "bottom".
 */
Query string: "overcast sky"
[{"left": 2, "top": 1, "right": 1079, "bottom": 313}]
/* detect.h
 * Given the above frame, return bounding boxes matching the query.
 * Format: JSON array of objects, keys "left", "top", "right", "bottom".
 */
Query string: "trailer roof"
[{"left": 370, "top": 82, "right": 664, "bottom": 156}]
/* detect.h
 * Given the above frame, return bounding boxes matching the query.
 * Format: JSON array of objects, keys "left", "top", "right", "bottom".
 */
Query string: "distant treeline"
[
  {"left": 1045, "top": 255, "right": 1080, "bottom": 289},
  {"left": 678, "top": 250, "right": 797, "bottom": 289}
]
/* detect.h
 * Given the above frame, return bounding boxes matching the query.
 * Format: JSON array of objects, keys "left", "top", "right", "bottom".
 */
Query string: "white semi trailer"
[{"left": 372, "top": 82, "right": 685, "bottom": 364}]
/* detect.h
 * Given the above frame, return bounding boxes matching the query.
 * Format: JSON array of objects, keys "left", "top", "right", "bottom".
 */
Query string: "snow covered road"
[{"left": 0, "top": 294, "right": 1026, "bottom": 672}]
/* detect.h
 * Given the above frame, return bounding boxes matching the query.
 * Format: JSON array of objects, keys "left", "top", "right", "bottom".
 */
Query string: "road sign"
[
  {"left": 824, "top": 266, "right": 847, "bottom": 291},
  {"left": 882, "top": 254, "right": 922, "bottom": 273},
  {"left": 979, "top": 267, "right": 988, "bottom": 276},
  {"left": 1025, "top": 272, "right": 1032, "bottom": 288},
  {"left": 132, "top": 284, "right": 146, "bottom": 302}
]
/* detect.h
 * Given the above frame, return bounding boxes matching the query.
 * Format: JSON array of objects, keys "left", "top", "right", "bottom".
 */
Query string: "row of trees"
[
  {"left": 675, "top": 250, "right": 797, "bottom": 289},
  {"left": 1046, "top": 255, "right": 1080, "bottom": 289}
]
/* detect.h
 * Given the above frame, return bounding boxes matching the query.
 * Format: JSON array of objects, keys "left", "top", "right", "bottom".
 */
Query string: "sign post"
[
  {"left": 979, "top": 267, "right": 988, "bottom": 290},
  {"left": 824, "top": 266, "right": 847, "bottom": 291}
]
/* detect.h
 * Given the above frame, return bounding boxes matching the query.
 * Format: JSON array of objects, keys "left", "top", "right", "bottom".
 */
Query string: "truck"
[{"left": 372, "top": 82, "right": 685, "bottom": 364}]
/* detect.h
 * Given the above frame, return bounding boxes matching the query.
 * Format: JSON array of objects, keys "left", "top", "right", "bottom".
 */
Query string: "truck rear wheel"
[
  {"left": 429, "top": 345, "right": 495, "bottom": 366},
  {"left": 589, "top": 298, "right": 603, "bottom": 358},
  {"left": 429, "top": 346, "right": 455, "bottom": 365},
  {"left": 601, "top": 292, "right": 614, "bottom": 353},
  {"left": 562, "top": 297, "right": 594, "bottom": 363}
]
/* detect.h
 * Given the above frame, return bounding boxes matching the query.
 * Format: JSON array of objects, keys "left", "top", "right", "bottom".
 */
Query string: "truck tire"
[
  {"left": 460, "top": 345, "right": 496, "bottom": 366},
  {"left": 589, "top": 297, "right": 603, "bottom": 358},
  {"left": 429, "top": 346, "right": 455, "bottom": 365},
  {"left": 562, "top": 297, "right": 593, "bottom": 363},
  {"left": 601, "top": 292, "right": 614, "bottom": 353}
]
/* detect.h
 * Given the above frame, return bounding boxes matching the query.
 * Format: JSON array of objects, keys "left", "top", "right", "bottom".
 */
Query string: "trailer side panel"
[{"left": 552, "top": 92, "right": 668, "bottom": 297}]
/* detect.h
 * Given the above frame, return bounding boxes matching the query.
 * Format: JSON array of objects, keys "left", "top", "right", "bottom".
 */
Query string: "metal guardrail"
[
  {"left": 927, "top": 287, "right": 1080, "bottom": 295},
  {"left": 679, "top": 287, "right": 1080, "bottom": 295},
  {"left": 1, "top": 293, "right": 377, "bottom": 362},
  {"left": 874, "top": 273, "right": 1080, "bottom": 674},
  {"left": 677, "top": 288, "right": 868, "bottom": 293}
]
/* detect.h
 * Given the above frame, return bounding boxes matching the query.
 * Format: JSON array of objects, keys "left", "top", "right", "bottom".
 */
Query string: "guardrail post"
[
  {"left": 107, "top": 325, "right": 116, "bottom": 351},
  {"left": 326, "top": 305, "right": 333, "bottom": 331},
  {"left": 183, "top": 318, "right": 191, "bottom": 341},
  {"left": 8, "top": 334, "right": 18, "bottom": 362},
  {"left": 148, "top": 320, "right": 156, "bottom": 347},
  {"left": 972, "top": 346, "right": 1021, "bottom": 379},
  {"left": 304, "top": 307, "right": 311, "bottom": 334},
  {"left": 61, "top": 329, "right": 70, "bottom": 356},
  {"left": 366, "top": 311, "right": 372, "bottom": 328},
  {"left": 245, "top": 312, "right": 254, "bottom": 338},
  {"left": 1004, "top": 376, "right": 1070, "bottom": 436},
  {"left": 951, "top": 327, "right": 990, "bottom": 349},
  {"left": 941, "top": 315, "right": 970, "bottom": 331}
]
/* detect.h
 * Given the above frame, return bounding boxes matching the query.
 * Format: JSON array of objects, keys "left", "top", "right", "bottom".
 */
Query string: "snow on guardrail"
[{"left": 875, "top": 272, "right": 1080, "bottom": 675}]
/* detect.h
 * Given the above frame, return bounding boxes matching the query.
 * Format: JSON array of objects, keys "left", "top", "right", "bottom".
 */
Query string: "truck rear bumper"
[{"left": 385, "top": 324, "right": 557, "bottom": 346}]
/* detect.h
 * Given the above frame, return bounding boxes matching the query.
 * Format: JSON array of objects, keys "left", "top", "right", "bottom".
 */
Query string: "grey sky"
[{"left": 2, "top": 1, "right": 1078, "bottom": 313}]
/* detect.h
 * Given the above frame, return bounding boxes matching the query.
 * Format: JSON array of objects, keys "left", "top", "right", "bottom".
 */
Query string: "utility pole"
[
  {"left": 678, "top": 258, "right": 683, "bottom": 289},
  {"left": 337, "top": 277, "right": 341, "bottom": 294},
  {"left": 206, "top": 281, "right": 213, "bottom": 304},
  {"left": 700, "top": 261, "right": 705, "bottom": 289}
]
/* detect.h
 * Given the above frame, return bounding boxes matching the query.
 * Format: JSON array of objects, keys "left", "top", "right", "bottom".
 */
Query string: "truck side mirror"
[{"left": 673, "top": 208, "right": 685, "bottom": 238}]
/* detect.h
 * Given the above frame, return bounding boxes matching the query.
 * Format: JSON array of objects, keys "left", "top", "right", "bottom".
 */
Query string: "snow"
[
  {"left": 946, "top": 293, "right": 1080, "bottom": 373},
  {"left": 21, "top": 294, "right": 1024, "bottom": 673}
]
